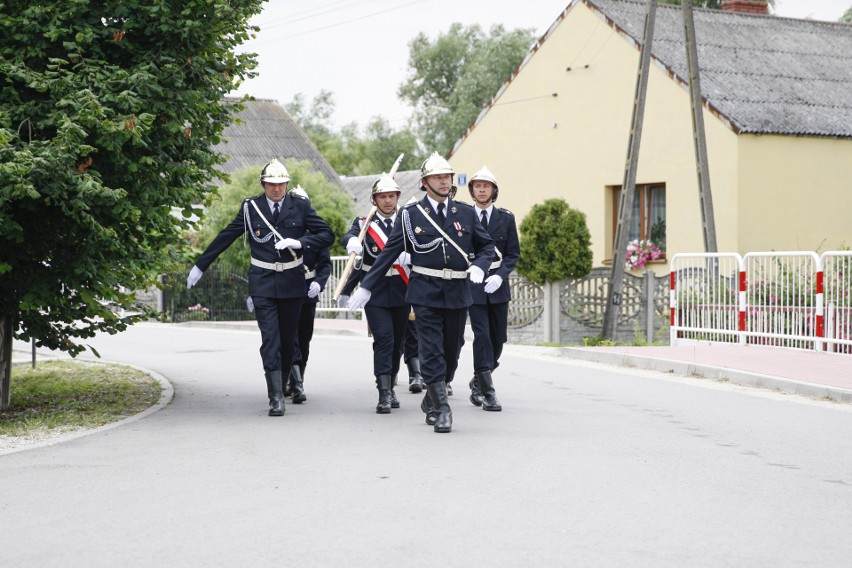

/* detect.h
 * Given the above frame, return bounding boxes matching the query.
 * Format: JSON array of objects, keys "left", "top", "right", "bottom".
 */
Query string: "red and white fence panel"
[
  {"left": 820, "top": 252, "right": 852, "bottom": 354},
  {"left": 670, "top": 251, "right": 852, "bottom": 354}
]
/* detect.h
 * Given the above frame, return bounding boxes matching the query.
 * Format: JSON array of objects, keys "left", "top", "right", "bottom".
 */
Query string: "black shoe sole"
[{"left": 376, "top": 408, "right": 391, "bottom": 414}]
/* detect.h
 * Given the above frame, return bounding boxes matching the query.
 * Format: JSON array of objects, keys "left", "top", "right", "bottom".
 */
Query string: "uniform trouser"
[
  {"left": 468, "top": 301, "right": 509, "bottom": 373},
  {"left": 293, "top": 300, "right": 317, "bottom": 367},
  {"left": 253, "top": 296, "right": 303, "bottom": 374},
  {"left": 403, "top": 316, "right": 419, "bottom": 363},
  {"left": 412, "top": 304, "right": 467, "bottom": 386},
  {"left": 364, "top": 304, "right": 409, "bottom": 377}
]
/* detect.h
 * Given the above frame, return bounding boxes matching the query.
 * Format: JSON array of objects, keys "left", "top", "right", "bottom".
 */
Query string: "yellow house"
[{"left": 448, "top": 0, "right": 852, "bottom": 273}]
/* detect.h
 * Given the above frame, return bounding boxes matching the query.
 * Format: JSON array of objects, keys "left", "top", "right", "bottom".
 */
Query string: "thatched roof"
[{"left": 216, "top": 98, "right": 342, "bottom": 187}]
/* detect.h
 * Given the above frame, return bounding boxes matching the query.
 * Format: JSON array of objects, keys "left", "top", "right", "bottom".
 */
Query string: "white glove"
[
  {"left": 337, "top": 295, "right": 349, "bottom": 308},
  {"left": 466, "top": 265, "right": 484, "bottom": 284},
  {"left": 275, "top": 238, "right": 302, "bottom": 250},
  {"left": 308, "top": 281, "right": 321, "bottom": 298},
  {"left": 396, "top": 251, "right": 411, "bottom": 266},
  {"left": 347, "top": 287, "right": 372, "bottom": 311},
  {"left": 246, "top": 296, "right": 254, "bottom": 312},
  {"left": 346, "top": 237, "right": 362, "bottom": 256},
  {"left": 186, "top": 265, "right": 203, "bottom": 289},
  {"left": 483, "top": 274, "right": 503, "bottom": 294}
]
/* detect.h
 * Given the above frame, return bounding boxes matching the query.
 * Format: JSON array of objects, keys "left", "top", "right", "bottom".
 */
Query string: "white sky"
[{"left": 233, "top": 0, "right": 851, "bottom": 129}]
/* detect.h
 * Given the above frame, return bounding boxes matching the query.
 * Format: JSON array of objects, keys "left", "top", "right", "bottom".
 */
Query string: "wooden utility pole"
[
  {"left": 682, "top": 0, "right": 718, "bottom": 253},
  {"left": 602, "top": 0, "right": 658, "bottom": 340}
]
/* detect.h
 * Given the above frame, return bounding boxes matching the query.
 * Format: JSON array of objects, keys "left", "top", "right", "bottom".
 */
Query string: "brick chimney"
[{"left": 720, "top": 1, "right": 769, "bottom": 15}]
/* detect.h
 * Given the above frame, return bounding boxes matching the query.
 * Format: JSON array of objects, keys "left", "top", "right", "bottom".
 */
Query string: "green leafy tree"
[
  {"left": 0, "top": 0, "right": 263, "bottom": 403},
  {"left": 286, "top": 91, "right": 420, "bottom": 176},
  {"left": 842, "top": 7, "right": 852, "bottom": 23},
  {"left": 516, "top": 199, "right": 593, "bottom": 285},
  {"left": 193, "top": 160, "right": 352, "bottom": 272},
  {"left": 398, "top": 23, "right": 536, "bottom": 154}
]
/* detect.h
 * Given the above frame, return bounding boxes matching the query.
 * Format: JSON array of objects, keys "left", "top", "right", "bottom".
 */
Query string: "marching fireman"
[
  {"left": 466, "top": 166, "right": 520, "bottom": 411},
  {"left": 348, "top": 152, "right": 495, "bottom": 433},
  {"left": 286, "top": 185, "right": 333, "bottom": 405},
  {"left": 187, "top": 159, "right": 334, "bottom": 416},
  {"left": 342, "top": 173, "right": 411, "bottom": 414}
]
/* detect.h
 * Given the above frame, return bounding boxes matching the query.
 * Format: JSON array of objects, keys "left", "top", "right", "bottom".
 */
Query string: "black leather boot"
[
  {"left": 269, "top": 370, "right": 285, "bottom": 416},
  {"left": 284, "top": 367, "right": 294, "bottom": 397},
  {"left": 477, "top": 370, "right": 502, "bottom": 412},
  {"left": 290, "top": 364, "right": 306, "bottom": 404},
  {"left": 407, "top": 358, "right": 424, "bottom": 393},
  {"left": 390, "top": 374, "right": 400, "bottom": 408},
  {"left": 376, "top": 374, "right": 393, "bottom": 414},
  {"left": 420, "top": 388, "right": 437, "bottom": 426},
  {"left": 469, "top": 374, "right": 484, "bottom": 407},
  {"left": 264, "top": 372, "right": 274, "bottom": 407},
  {"left": 427, "top": 381, "right": 452, "bottom": 433}
]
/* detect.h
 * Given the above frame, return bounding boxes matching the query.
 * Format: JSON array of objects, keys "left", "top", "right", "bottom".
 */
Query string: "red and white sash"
[{"left": 363, "top": 217, "right": 410, "bottom": 285}]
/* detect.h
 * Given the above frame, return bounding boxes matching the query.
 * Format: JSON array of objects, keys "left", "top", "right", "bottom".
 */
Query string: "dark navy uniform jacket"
[
  {"left": 195, "top": 192, "right": 334, "bottom": 299},
  {"left": 360, "top": 196, "right": 495, "bottom": 310},
  {"left": 343, "top": 216, "right": 408, "bottom": 308},
  {"left": 303, "top": 246, "right": 332, "bottom": 305},
  {"left": 470, "top": 207, "right": 520, "bottom": 305}
]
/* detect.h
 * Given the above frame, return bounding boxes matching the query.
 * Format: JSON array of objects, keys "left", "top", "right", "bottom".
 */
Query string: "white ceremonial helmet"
[
  {"left": 259, "top": 158, "right": 290, "bottom": 184},
  {"left": 468, "top": 165, "right": 500, "bottom": 202}
]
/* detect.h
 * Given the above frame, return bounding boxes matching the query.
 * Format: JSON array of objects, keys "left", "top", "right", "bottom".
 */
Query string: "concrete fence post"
[{"left": 645, "top": 270, "right": 655, "bottom": 344}]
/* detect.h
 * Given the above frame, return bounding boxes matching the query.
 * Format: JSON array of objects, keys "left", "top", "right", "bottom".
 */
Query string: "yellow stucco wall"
[
  {"left": 737, "top": 134, "right": 852, "bottom": 252},
  {"left": 449, "top": 1, "right": 850, "bottom": 275}
]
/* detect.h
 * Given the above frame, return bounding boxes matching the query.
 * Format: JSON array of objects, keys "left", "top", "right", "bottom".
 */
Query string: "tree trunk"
[{"left": 0, "top": 314, "right": 12, "bottom": 410}]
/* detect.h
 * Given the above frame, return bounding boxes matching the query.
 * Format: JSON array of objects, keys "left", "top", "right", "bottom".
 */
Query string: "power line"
[
  {"left": 251, "top": 0, "right": 427, "bottom": 43},
  {"left": 260, "top": 0, "right": 382, "bottom": 30}
]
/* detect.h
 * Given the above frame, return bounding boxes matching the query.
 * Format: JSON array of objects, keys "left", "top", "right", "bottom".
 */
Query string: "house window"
[{"left": 611, "top": 183, "right": 666, "bottom": 251}]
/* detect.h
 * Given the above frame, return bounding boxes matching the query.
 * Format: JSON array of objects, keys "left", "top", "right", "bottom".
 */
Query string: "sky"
[{"left": 233, "top": 0, "right": 851, "bottom": 129}]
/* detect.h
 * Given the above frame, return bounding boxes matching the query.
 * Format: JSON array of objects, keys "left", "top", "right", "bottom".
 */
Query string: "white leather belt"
[
  {"left": 411, "top": 266, "right": 467, "bottom": 280},
  {"left": 489, "top": 259, "right": 502, "bottom": 270},
  {"left": 251, "top": 257, "right": 304, "bottom": 272},
  {"left": 304, "top": 269, "right": 316, "bottom": 279},
  {"left": 361, "top": 264, "right": 399, "bottom": 277}
]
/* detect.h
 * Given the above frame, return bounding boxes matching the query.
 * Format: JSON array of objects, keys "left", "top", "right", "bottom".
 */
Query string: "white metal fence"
[{"left": 670, "top": 251, "right": 852, "bottom": 353}]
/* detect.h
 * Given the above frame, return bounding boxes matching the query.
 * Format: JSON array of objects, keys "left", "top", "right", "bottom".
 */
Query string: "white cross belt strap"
[
  {"left": 304, "top": 269, "right": 316, "bottom": 279},
  {"left": 411, "top": 266, "right": 467, "bottom": 280},
  {"left": 415, "top": 203, "right": 471, "bottom": 267},
  {"left": 249, "top": 199, "right": 298, "bottom": 261},
  {"left": 251, "top": 257, "right": 304, "bottom": 272}
]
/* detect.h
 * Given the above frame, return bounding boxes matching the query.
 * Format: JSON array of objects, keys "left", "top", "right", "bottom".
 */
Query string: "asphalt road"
[{"left": 2, "top": 323, "right": 852, "bottom": 567}]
